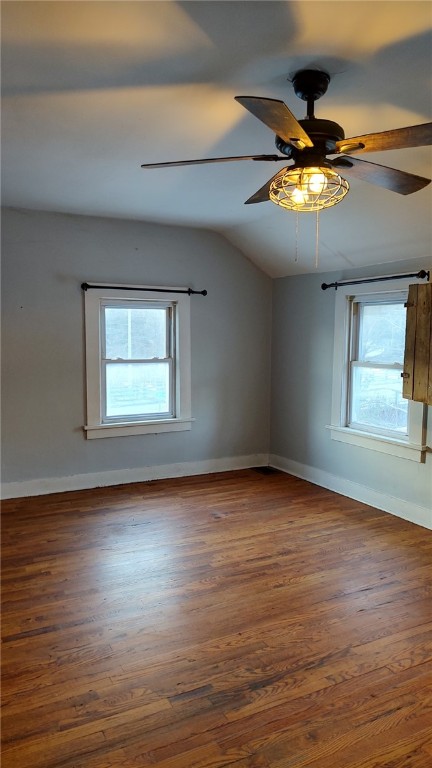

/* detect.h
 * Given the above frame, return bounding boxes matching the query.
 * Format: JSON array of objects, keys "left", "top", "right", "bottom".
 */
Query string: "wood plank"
[
  {"left": 1, "top": 470, "right": 432, "bottom": 767},
  {"left": 404, "top": 282, "right": 432, "bottom": 405},
  {"left": 403, "top": 283, "right": 417, "bottom": 399},
  {"left": 428, "top": 282, "right": 432, "bottom": 405},
  {"left": 413, "top": 283, "right": 432, "bottom": 403}
]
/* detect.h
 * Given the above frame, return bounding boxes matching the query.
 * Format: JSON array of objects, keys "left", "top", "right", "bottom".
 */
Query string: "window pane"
[
  {"left": 105, "top": 307, "right": 167, "bottom": 359},
  {"left": 358, "top": 303, "right": 406, "bottom": 364},
  {"left": 350, "top": 366, "right": 408, "bottom": 433},
  {"left": 105, "top": 363, "right": 170, "bottom": 418}
]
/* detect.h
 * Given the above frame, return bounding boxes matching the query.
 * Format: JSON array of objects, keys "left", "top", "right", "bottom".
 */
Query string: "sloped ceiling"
[{"left": 1, "top": 1, "right": 431, "bottom": 276}]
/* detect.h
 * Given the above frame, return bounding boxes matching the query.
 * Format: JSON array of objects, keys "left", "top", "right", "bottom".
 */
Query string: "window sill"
[
  {"left": 327, "top": 425, "right": 427, "bottom": 462},
  {"left": 84, "top": 418, "right": 194, "bottom": 439}
]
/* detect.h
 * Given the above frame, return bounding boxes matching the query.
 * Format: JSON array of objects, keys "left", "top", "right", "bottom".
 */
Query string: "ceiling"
[{"left": 1, "top": 1, "right": 431, "bottom": 277}]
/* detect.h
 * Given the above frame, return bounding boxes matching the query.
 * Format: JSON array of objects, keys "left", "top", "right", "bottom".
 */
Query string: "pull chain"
[
  {"left": 315, "top": 210, "right": 320, "bottom": 270},
  {"left": 295, "top": 211, "right": 299, "bottom": 263}
]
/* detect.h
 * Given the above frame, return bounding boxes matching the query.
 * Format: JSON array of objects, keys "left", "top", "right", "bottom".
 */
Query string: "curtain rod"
[
  {"left": 81, "top": 282, "right": 207, "bottom": 296},
  {"left": 321, "top": 269, "right": 429, "bottom": 291}
]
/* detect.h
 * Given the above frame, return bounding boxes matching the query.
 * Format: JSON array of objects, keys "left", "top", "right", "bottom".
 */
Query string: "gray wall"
[
  {"left": 270, "top": 259, "right": 432, "bottom": 513},
  {"left": 2, "top": 207, "right": 430, "bottom": 523},
  {"left": 1, "top": 208, "right": 272, "bottom": 485}
]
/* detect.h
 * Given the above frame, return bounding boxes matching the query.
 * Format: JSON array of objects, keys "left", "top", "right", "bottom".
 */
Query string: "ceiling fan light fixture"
[{"left": 269, "top": 166, "right": 349, "bottom": 212}]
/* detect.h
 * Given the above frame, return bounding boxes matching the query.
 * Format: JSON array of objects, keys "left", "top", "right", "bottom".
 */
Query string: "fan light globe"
[{"left": 269, "top": 166, "right": 349, "bottom": 212}]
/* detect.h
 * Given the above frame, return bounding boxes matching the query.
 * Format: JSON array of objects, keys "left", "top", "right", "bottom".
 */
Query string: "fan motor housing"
[
  {"left": 299, "top": 118, "right": 345, "bottom": 142},
  {"left": 275, "top": 118, "right": 345, "bottom": 158}
]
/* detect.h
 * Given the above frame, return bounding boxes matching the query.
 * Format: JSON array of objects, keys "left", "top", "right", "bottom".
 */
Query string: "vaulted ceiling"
[{"left": 2, "top": 1, "right": 431, "bottom": 276}]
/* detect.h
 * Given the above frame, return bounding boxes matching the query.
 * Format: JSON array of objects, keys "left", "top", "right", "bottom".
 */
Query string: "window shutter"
[{"left": 403, "top": 283, "right": 432, "bottom": 405}]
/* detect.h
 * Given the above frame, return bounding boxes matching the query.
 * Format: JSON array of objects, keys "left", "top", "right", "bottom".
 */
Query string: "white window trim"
[
  {"left": 327, "top": 277, "right": 428, "bottom": 462},
  {"left": 84, "top": 284, "right": 193, "bottom": 439}
]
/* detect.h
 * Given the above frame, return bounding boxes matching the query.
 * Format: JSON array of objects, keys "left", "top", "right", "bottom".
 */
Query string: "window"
[
  {"left": 84, "top": 285, "right": 192, "bottom": 439},
  {"left": 103, "top": 302, "right": 174, "bottom": 421},
  {"left": 349, "top": 297, "right": 407, "bottom": 437},
  {"left": 329, "top": 277, "right": 427, "bottom": 461}
]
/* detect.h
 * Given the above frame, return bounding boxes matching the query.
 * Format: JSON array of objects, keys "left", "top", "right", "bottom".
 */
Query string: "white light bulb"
[
  {"left": 307, "top": 171, "right": 327, "bottom": 195},
  {"left": 291, "top": 186, "right": 307, "bottom": 205}
]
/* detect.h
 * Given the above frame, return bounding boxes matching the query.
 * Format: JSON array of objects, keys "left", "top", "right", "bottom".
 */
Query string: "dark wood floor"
[{"left": 1, "top": 469, "right": 432, "bottom": 768}]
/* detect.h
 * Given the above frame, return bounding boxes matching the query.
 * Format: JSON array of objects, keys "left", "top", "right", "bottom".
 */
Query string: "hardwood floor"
[{"left": 1, "top": 469, "right": 431, "bottom": 768}]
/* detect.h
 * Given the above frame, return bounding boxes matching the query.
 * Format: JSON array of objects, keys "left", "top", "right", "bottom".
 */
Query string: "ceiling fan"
[{"left": 141, "top": 69, "right": 432, "bottom": 213}]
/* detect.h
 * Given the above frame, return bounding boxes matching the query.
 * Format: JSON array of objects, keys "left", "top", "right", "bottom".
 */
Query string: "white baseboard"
[
  {"left": 269, "top": 454, "right": 432, "bottom": 530},
  {"left": 1, "top": 454, "right": 269, "bottom": 500},
  {"left": 3, "top": 453, "right": 430, "bottom": 531}
]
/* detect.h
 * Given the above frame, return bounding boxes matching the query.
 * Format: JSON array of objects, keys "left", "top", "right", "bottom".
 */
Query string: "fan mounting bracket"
[
  {"left": 292, "top": 69, "right": 331, "bottom": 118},
  {"left": 292, "top": 70, "right": 330, "bottom": 102}
]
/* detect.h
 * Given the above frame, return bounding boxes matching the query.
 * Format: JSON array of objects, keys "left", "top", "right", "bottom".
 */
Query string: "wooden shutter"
[{"left": 402, "top": 283, "right": 432, "bottom": 405}]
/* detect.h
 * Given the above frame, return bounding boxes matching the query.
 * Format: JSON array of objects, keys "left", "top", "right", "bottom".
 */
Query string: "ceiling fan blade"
[
  {"left": 244, "top": 168, "right": 288, "bottom": 205},
  {"left": 335, "top": 122, "right": 432, "bottom": 155},
  {"left": 141, "top": 154, "right": 287, "bottom": 169},
  {"left": 331, "top": 156, "right": 431, "bottom": 195},
  {"left": 235, "top": 96, "right": 314, "bottom": 149}
]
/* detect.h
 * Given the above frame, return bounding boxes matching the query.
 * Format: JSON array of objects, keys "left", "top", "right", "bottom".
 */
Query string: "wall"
[
  {"left": 1, "top": 208, "right": 272, "bottom": 496},
  {"left": 2, "top": 208, "right": 431, "bottom": 528},
  {"left": 270, "top": 258, "right": 432, "bottom": 529}
]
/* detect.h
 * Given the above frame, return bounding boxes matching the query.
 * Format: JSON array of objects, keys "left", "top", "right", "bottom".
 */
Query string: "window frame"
[
  {"left": 84, "top": 285, "right": 192, "bottom": 439},
  {"left": 328, "top": 277, "right": 427, "bottom": 462}
]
